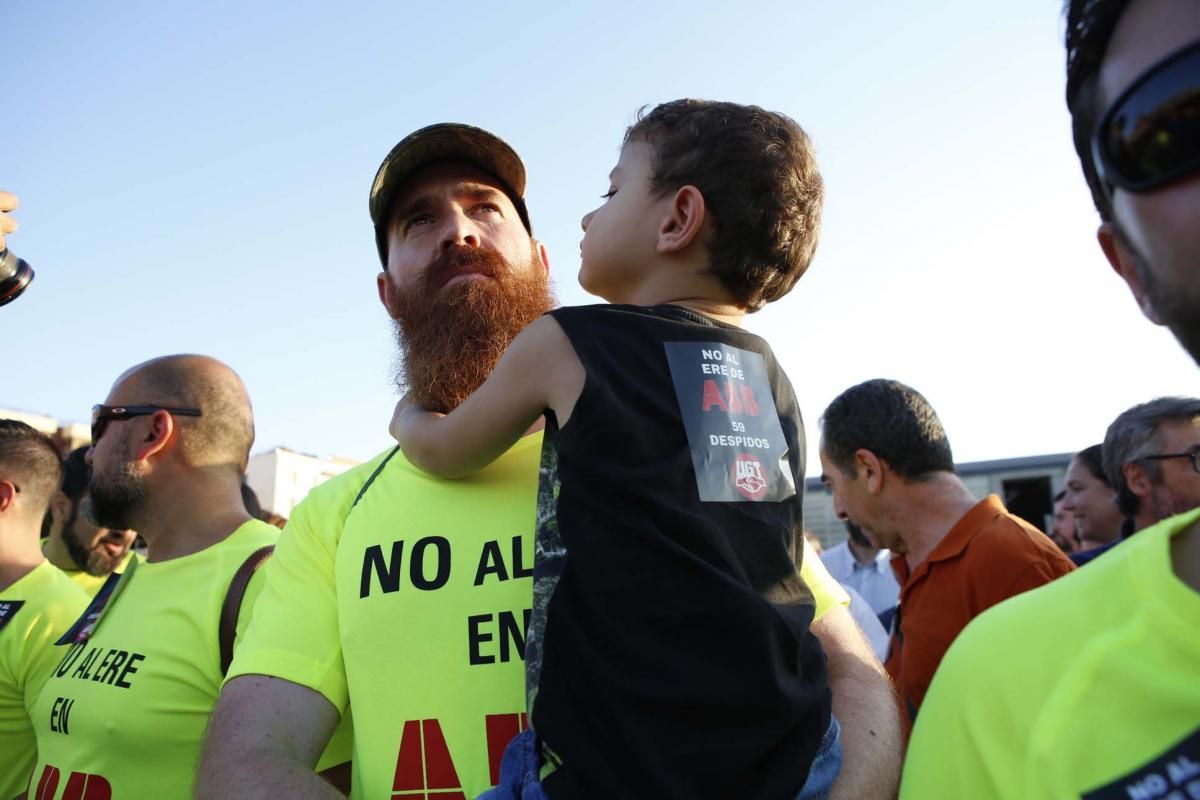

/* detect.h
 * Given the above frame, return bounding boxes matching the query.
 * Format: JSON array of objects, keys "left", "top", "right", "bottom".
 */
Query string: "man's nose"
[
  {"left": 440, "top": 211, "right": 481, "bottom": 250},
  {"left": 832, "top": 496, "right": 847, "bottom": 521}
]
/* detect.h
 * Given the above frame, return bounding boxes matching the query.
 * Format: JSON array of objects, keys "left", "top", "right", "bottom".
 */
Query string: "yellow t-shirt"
[
  {"left": 0, "top": 560, "right": 89, "bottom": 800},
  {"left": 29, "top": 519, "right": 350, "bottom": 798},
  {"left": 64, "top": 551, "right": 137, "bottom": 597},
  {"left": 901, "top": 507, "right": 1200, "bottom": 799},
  {"left": 229, "top": 437, "right": 848, "bottom": 800}
]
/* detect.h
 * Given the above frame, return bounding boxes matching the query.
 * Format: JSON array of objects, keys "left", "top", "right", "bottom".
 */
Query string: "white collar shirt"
[{"left": 819, "top": 541, "right": 901, "bottom": 617}]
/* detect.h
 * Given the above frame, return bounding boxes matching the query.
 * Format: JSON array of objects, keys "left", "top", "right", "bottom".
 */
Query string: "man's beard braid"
[{"left": 387, "top": 244, "right": 555, "bottom": 413}]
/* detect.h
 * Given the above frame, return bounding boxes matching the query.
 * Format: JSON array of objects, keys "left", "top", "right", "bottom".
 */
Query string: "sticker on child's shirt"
[{"left": 664, "top": 341, "right": 795, "bottom": 502}]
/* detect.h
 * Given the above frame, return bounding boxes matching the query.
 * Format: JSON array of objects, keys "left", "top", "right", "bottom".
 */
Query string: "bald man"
[
  {"left": 0, "top": 421, "right": 89, "bottom": 798},
  {"left": 27, "top": 355, "right": 350, "bottom": 798}
]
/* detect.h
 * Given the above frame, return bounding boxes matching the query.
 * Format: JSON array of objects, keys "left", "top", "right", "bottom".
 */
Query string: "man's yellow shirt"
[
  {"left": 30, "top": 519, "right": 351, "bottom": 798},
  {"left": 0, "top": 560, "right": 89, "bottom": 799},
  {"left": 229, "top": 435, "right": 849, "bottom": 800},
  {"left": 902, "top": 507, "right": 1200, "bottom": 799}
]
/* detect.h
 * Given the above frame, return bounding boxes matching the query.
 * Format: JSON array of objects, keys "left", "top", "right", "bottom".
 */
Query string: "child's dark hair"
[{"left": 624, "top": 99, "right": 824, "bottom": 311}]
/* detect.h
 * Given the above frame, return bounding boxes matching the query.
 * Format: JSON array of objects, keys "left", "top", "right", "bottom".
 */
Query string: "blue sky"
[{"left": 4, "top": 0, "right": 1196, "bottom": 470}]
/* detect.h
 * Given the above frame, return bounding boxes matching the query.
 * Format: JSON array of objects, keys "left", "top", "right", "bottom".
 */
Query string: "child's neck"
[{"left": 661, "top": 297, "right": 745, "bottom": 327}]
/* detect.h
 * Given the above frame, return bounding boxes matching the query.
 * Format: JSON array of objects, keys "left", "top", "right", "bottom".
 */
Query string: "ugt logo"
[{"left": 733, "top": 454, "right": 768, "bottom": 500}]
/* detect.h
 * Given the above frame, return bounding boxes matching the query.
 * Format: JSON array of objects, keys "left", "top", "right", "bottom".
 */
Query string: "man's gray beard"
[
  {"left": 1150, "top": 484, "right": 1199, "bottom": 523},
  {"left": 388, "top": 254, "right": 555, "bottom": 414}
]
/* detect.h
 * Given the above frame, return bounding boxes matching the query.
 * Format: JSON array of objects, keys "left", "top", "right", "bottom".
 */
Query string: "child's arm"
[{"left": 391, "top": 314, "right": 583, "bottom": 478}]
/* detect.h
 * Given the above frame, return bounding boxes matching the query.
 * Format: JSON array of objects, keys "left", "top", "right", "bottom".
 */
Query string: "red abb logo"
[
  {"left": 32, "top": 766, "right": 111, "bottom": 800},
  {"left": 391, "top": 713, "right": 528, "bottom": 799}
]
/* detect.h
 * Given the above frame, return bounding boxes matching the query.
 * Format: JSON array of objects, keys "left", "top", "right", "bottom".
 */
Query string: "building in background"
[
  {"left": 806, "top": 452, "right": 1073, "bottom": 549},
  {"left": 0, "top": 407, "right": 90, "bottom": 454},
  {"left": 245, "top": 447, "right": 360, "bottom": 518}
]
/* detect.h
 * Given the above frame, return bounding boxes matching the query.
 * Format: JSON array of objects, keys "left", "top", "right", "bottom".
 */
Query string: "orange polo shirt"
[{"left": 885, "top": 494, "right": 1074, "bottom": 735}]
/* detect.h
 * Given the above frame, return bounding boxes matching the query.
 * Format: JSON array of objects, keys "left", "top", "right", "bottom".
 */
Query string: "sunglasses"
[
  {"left": 91, "top": 405, "right": 202, "bottom": 447},
  {"left": 1092, "top": 39, "right": 1200, "bottom": 196},
  {"left": 1142, "top": 447, "right": 1200, "bottom": 475}
]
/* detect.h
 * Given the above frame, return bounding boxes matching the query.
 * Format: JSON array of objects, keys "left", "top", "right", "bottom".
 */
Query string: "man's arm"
[
  {"left": 813, "top": 605, "right": 903, "bottom": 800},
  {"left": 196, "top": 674, "right": 344, "bottom": 800}
]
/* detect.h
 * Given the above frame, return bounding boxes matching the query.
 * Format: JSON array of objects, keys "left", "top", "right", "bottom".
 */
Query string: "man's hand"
[
  {"left": 197, "top": 675, "right": 346, "bottom": 799},
  {"left": 0, "top": 192, "right": 18, "bottom": 252},
  {"left": 813, "top": 606, "right": 903, "bottom": 800}
]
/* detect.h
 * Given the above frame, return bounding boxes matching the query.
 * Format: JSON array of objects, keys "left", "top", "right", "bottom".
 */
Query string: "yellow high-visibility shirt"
[
  {"left": 0, "top": 560, "right": 88, "bottom": 799},
  {"left": 902, "top": 507, "right": 1200, "bottom": 799},
  {"left": 230, "top": 436, "right": 848, "bottom": 799}
]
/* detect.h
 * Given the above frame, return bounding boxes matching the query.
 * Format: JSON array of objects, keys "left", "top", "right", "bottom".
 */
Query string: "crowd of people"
[{"left": 1, "top": 0, "right": 1197, "bottom": 796}]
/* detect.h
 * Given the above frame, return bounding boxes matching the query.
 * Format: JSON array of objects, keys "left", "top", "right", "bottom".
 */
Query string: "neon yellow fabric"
[
  {"left": 230, "top": 437, "right": 848, "bottom": 799},
  {"left": 29, "top": 520, "right": 350, "bottom": 798},
  {"left": 0, "top": 561, "right": 89, "bottom": 799},
  {"left": 63, "top": 551, "right": 137, "bottom": 597},
  {"left": 901, "top": 508, "right": 1200, "bottom": 799},
  {"left": 803, "top": 539, "right": 850, "bottom": 617}
]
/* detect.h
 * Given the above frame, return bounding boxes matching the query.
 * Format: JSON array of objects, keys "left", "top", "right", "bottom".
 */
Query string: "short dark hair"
[
  {"left": 624, "top": 99, "right": 824, "bottom": 311},
  {"left": 0, "top": 419, "right": 65, "bottom": 515},
  {"left": 821, "top": 379, "right": 955, "bottom": 481},
  {"left": 1065, "top": 0, "right": 1132, "bottom": 220},
  {"left": 1074, "top": 444, "right": 1111, "bottom": 486},
  {"left": 62, "top": 446, "right": 91, "bottom": 502},
  {"left": 1104, "top": 396, "right": 1200, "bottom": 515}
]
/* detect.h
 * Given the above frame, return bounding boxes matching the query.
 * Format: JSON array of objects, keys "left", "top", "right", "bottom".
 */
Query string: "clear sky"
[{"left": 4, "top": 0, "right": 1197, "bottom": 471}]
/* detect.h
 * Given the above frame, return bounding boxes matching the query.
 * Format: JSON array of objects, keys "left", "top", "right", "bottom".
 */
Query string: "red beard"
[{"left": 385, "top": 245, "right": 555, "bottom": 413}]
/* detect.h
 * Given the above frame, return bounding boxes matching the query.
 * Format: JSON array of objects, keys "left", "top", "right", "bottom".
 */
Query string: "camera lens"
[{"left": 0, "top": 249, "right": 35, "bottom": 307}]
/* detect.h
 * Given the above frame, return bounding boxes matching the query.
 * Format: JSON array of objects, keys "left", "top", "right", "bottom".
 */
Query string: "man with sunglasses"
[
  {"left": 0, "top": 420, "right": 89, "bottom": 798},
  {"left": 900, "top": 1, "right": 1200, "bottom": 796},
  {"left": 27, "top": 355, "right": 350, "bottom": 797}
]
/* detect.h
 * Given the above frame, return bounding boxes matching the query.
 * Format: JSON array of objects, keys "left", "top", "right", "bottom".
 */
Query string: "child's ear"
[{"left": 657, "top": 185, "right": 706, "bottom": 254}]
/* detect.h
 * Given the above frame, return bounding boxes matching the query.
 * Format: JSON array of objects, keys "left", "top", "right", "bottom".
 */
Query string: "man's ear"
[
  {"left": 377, "top": 272, "right": 395, "bottom": 317},
  {"left": 855, "top": 449, "right": 886, "bottom": 495},
  {"left": 47, "top": 491, "right": 70, "bottom": 530},
  {"left": 132, "top": 411, "right": 176, "bottom": 462},
  {"left": 1121, "top": 461, "right": 1153, "bottom": 500},
  {"left": 534, "top": 239, "right": 551, "bottom": 274},
  {"left": 0, "top": 480, "right": 15, "bottom": 513},
  {"left": 657, "top": 185, "right": 706, "bottom": 254},
  {"left": 1097, "top": 222, "right": 1162, "bottom": 325}
]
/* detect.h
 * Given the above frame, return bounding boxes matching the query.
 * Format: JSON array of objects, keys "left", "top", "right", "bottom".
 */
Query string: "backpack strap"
[{"left": 219, "top": 545, "right": 276, "bottom": 675}]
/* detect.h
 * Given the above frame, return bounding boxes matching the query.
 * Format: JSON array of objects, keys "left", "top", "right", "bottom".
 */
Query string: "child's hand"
[{"left": 389, "top": 394, "right": 444, "bottom": 444}]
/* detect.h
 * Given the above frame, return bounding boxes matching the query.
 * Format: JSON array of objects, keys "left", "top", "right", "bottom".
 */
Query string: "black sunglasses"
[
  {"left": 1142, "top": 448, "right": 1200, "bottom": 475},
  {"left": 91, "top": 405, "right": 203, "bottom": 447},
  {"left": 1092, "top": 39, "right": 1200, "bottom": 196}
]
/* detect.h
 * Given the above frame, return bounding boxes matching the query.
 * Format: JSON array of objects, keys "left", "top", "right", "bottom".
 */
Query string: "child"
[{"left": 391, "top": 99, "right": 837, "bottom": 800}]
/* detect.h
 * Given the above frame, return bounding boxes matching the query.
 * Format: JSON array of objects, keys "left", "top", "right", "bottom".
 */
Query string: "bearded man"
[
  {"left": 198, "top": 123, "right": 903, "bottom": 800},
  {"left": 42, "top": 446, "right": 137, "bottom": 595},
  {"left": 29, "top": 355, "right": 350, "bottom": 797}
]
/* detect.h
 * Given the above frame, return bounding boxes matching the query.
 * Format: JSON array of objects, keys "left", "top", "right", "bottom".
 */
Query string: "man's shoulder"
[
  {"left": 968, "top": 508, "right": 1065, "bottom": 562},
  {"left": 294, "top": 446, "right": 404, "bottom": 519}
]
